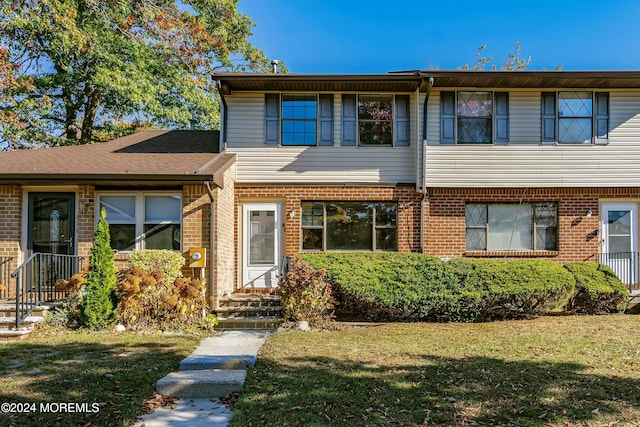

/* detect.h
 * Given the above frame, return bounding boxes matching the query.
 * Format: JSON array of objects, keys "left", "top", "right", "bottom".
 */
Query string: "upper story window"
[
  {"left": 542, "top": 91, "right": 609, "bottom": 144},
  {"left": 558, "top": 91, "right": 592, "bottom": 143},
  {"left": 358, "top": 94, "right": 393, "bottom": 145},
  {"left": 282, "top": 94, "right": 317, "bottom": 146},
  {"left": 441, "top": 91, "right": 509, "bottom": 144},
  {"left": 98, "top": 193, "right": 181, "bottom": 252},
  {"left": 341, "top": 94, "right": 410, "bottom": 147},
  {"left": 265, "top": 93, "right": 333, "bottom": 146}
]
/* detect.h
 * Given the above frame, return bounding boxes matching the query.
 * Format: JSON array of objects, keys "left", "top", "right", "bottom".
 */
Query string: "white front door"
[
  {"left": 601, "top": 203, "right": 638, "bottom": 286},
  {"left": 242, "top": 203, "right": 281, "bottom": 289}
]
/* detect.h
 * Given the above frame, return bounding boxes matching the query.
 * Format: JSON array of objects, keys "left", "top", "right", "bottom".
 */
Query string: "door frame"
[
  {"left": 21, "top": 187, "right": 79, "bottom": 263},
  {"left": 600, "top": 202, "right": 638, "bottom": 286},
  {"left": 241, "top": 202, "right": 282, "bottom": 289},
  {"left": 601, "top": 203, "right": 638, "bottom": 254}
]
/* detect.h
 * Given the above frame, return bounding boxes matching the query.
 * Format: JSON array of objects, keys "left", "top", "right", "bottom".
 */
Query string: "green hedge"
[
  {"left": 301, "top": 253, "right": 583, "bottom": 322},
  {"left": 564, "top": 262, "right": 628, "bottom": 313}
]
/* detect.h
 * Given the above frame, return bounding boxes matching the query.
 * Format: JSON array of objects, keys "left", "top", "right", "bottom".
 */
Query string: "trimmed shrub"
[
  {"left": 564, "top": 262, "right": 628, "bottom": 313},
  {"left": 277, "top": 257, "right": 335, "bottom": 326},
  {"left": 302, "top": 253, "right": 576, "bottom": 322},
  {"left": 80, "top": 209, "right": 117, "bottom": 329},
  {"left": 127, "top": 249, "right": 185, "bottom": 283}
]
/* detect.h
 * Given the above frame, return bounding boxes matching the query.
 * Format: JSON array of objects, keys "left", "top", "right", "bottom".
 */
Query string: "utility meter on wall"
[{"left": 188, "top": 248, "right": 206, "bottom": 268}]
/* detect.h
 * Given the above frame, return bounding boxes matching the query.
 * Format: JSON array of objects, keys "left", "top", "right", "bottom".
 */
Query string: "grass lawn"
[
  {"left": 232, "top": 315, "right": 640, "bottom": 426},
  {"left": 0, "top": 328, "right": 202, "bottom": 426}
]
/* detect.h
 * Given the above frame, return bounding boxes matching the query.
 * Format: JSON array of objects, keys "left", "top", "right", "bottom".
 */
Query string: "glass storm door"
[
  {"left": 601, "top": 203, "right": 637, "bottom": 285},
  {"left": 242, "top": 203, "right": 281, "bottom": 288},
  {"left": 28, "top": 193, "right": 76, "bottom": 255}
]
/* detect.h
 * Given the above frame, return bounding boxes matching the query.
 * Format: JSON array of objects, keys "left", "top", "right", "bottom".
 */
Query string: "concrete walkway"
[{"left": 133, "top": 330, "right": 271, "bottom": 427}]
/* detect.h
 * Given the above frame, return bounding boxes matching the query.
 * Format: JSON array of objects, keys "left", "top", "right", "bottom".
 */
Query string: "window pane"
[
  {"left": 302, "top": 202, "right": 324, "bottom": 227},
  {"left": 144, "top": 224, "right": 180, "bottom": 250},
  {"left": 358, "top": 95, "right": 392, "bottom": 120},
  {"left": 458, "top": 118, "right": 492, "bottom": 143},
  {"left": 609, "top": 235, "right": 631, "bottom": 253},
  {"left": 302, "top": 228, "right": 323, "bottom": 250},
  {"left": 535, "top": 203, "right": 557, "bottom": 228},
  {"left": 375, "top": 228, "right": 397, "bottom": 251},
  {"left": 110, "top": 224, "right": 136, "bottom": 252},
  {"left": 101, "top": 196, "right": 135, "bottom": 223},
  {"left": 558, "top": 91, "right": 592, "bottom": 117},
  {"left": 536, "top": 227, "right": 557, "bottom": 251},
  {"left": 559, "top": 118, "right": 592, "bottom": 143},
  {"left": 282, "top": 94, "right": 317, "bottom": 146},
  {"left": 466, "top": 204, "right": 487, "bottom": 227},
  {"left": 248, "top": 210, "right": 275, "bottom": 264},
  {"left": 359, "top": 120, "right": 392, "bottom": 145},
  {"left": 326, "top": 202, "right": 372, "bottom": 250},
  {"left": 145, "top": 196, "right": 181, "bottom": 222},
  {"left": 608, "top": 210, "right": 631, "bottom": 235},
  {"left": 466, "top": 228, "right": 486, "bottom": 251},
  {"left": 488, "top": 205, "right": 533, "bottom": 251},
  {"left": 375, "top": 203, "right": 397, "bottom": 227},
  {"left": 458, "top": 92, "right": 492, "bottom": 117}
]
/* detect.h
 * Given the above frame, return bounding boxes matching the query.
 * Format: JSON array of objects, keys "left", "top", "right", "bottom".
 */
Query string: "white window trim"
[{"left": 96, "top": 191, "right": 182, "bottom": 252}]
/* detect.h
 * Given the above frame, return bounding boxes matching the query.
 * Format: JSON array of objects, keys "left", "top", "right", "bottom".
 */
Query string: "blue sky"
[{"left": 238, "top": 0, "right": 640, "bottom": 73}]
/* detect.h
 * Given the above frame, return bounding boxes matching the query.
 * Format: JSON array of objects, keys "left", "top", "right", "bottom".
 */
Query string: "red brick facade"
[
  {"left": 425, "top": 187, "right": 640, "bottom": 263},
  {"left": 234, "top": 185, "right": 423, "bottom": 287}
]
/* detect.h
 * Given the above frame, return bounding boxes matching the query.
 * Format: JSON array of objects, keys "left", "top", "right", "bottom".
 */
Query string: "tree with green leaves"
[
  {"left": 0, "top": 0, "right": 276, "bottom": 148},
  {"left": 80, "top": 208, "right": 117, "bottom": 330}
]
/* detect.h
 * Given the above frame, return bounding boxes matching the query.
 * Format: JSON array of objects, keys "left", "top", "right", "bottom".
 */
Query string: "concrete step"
[
  {"left": 215, "top": 306, "right": 282, "bottom": 319},
  {"left": 180, "top": 355, "right": 256, "bottom": 371},
  {"left": 216, "top": 316, "right": 283, "bottom": 330},
  {"left": 0, "top": 302, "right": 57, "bottom": 317},
  {"left": 0, "top": 315, "right": 44, "bottom": 327},
  {"left": 155, "top": 370, "right": 246, "bottom": 398},
  {"left": 0, "top": 328, "right": 32, "bottom": 343},
  {"left": 218, "top": 294, "right": 281, "bottom": 308}
]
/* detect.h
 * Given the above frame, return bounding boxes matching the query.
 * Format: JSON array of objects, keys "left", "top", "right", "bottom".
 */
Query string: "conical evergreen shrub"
[{"left": 80, "top": 208, "right": 117, "bottom": 329}]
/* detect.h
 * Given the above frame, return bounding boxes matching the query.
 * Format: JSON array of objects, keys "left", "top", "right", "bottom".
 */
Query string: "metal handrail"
[
  {"left": 595, "top": 251, "right": 639, "bottom": 294},
  {"left": 0, "top": 257, "right": 13, "bottom": 299},
  {"left": 11, "top": 253, "right": 84, "bottom": 328}
]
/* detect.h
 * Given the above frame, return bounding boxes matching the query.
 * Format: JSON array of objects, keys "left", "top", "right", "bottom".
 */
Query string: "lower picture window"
[
  {"left": 465, "top": 202, "right": 557, "bottom": 251},
  {"left": 302, "top": 202, "right": 397, "bottom": 251},
  {"left": 99, "top": 193, "right": 181, "bottom": 251}
]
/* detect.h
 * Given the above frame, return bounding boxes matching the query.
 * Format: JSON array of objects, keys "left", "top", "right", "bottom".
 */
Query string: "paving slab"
[
  {"left": 179, "top": 354, "right": 255, "bottom": 370},
  {"left": 156, "top": 370, "right": 246, "bottom": 398},
  {"left": 132, "top": 398, "right": 232, "bottom": 427}
]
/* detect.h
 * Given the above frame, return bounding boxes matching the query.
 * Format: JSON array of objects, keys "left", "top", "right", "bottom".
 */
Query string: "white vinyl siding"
[
  {"left": 224, "top": 92, "right": 416, "bottom": 184},
  {"left": 423, "top": 90, "right": 640, "bottom": 188}
]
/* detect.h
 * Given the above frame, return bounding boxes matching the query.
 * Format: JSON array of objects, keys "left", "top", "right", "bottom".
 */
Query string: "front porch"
[{"left": 0, "top": 253, "right": 84, "bottom": 334}]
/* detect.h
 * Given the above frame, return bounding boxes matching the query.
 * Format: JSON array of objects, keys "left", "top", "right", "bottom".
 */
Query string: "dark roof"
[
  {"left": 213, "top": 70, "right": 640, "bottom": 92},
  {"left": 0, "top": 130, "right": 234, "bottom": 187}
]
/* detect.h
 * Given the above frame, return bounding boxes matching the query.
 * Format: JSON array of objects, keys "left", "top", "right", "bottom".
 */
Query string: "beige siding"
[
  {"left": 224, "top": 92, "right": 417, "bottom": 184},
  {"left": 423, "top": 90, "right": 640, "bottom": 188}
]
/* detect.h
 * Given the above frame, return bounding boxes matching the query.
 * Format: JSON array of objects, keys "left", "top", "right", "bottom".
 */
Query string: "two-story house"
[
  {"left": 215, "top": 70, "right": 640, "bottom": 292},
  {"left": 1, "top": 70, "right": 639, "bottom": 317}
]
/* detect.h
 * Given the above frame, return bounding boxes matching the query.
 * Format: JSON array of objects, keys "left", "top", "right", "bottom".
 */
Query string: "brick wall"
[
  {"left": 0, "top": 185, "right": 22, "bottom": 297},
  {"left": 234, "top": 185, "right": 423, "bottom": 286},
  {"left": 425, "top": 187, "right": 640, "bottom": 263},
  {"left": 77, "top": 185, "right": 95, "bottom": 262},
  {"left": 182, "top": 184, "right": 211, "bottom": 281},
  {"left": 211, "top": 163, "right": 236, "bottom": 308}
]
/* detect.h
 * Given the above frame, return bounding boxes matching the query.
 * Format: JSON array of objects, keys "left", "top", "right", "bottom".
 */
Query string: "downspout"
[
  {"left": 420, "top": 77, "right": 434, "bottom": 253},
  {"left": 215, "top": 80, "right": 228, "bottom": 153},
  {"left": 204, "top": 181, "right": 216, "bottom": 310}
]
